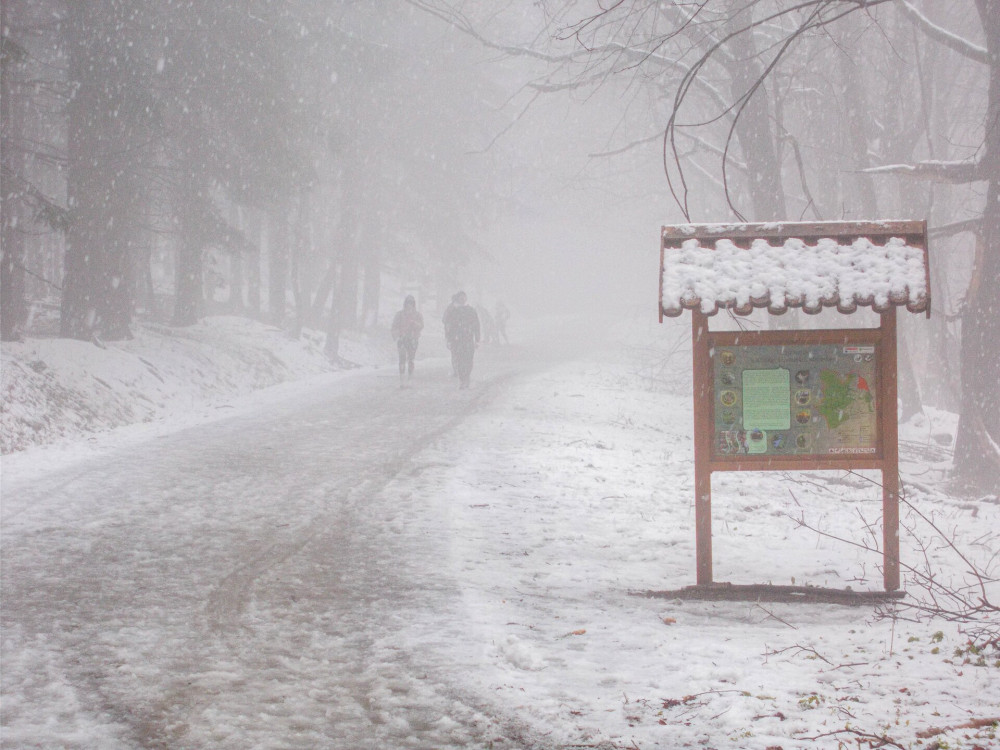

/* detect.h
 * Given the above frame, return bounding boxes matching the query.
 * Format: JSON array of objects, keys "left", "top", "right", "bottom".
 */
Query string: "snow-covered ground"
[
  {"left": 0, "top": 316, "right": 394, "bottom": 456},
  {"left": 404, "top": 337, "right": 998, "bottom": 749},
  {"left": 2, "top": 313, "right": 997, "bottom": 749}
]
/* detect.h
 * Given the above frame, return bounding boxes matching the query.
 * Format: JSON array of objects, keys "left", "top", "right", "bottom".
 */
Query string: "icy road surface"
[{"left": 1, "top": 343, "right": 559, "bottom": 750}]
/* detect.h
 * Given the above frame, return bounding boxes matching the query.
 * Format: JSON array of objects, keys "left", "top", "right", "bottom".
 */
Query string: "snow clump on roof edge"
[{"left": 661, "top": 236, "right": 927, "bottom": 317}]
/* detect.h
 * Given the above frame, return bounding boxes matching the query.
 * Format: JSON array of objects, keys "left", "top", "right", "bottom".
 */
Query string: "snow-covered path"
[
  {"left": 3, "top": 317, "right": 998, "bottom": 750},
  {"left": 1, "top": 343, "right": 558, "bottom": 749}
]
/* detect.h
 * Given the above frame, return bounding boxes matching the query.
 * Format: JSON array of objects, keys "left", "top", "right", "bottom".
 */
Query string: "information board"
[{"left": 712, "top": 343, "right": 879, "bottom": 458}]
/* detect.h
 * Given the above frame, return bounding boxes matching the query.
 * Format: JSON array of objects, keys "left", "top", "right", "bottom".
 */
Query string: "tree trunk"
[
  {"left": 361, "top": 246, "right": 381, "bottom": 330},
  {"left": 99, "top": 169, "right": 140, "bottom": 340},
  {"left": 311, "top": 260, "right": 338, "bottom": 323},
  {"left": 952, "top": 0, "right": 1000, "bottom": 491},
  {"left": 953, "top": 229, "right": 1000, "bottom": 492},
  {"left": 839, "top": 28, "right": 923, "bottom": 422},
  {"left": 227, "top": 203, "right": 246, "bottom": 314},
  {"left": 230, "top": 249, "right": 246, "bottom": 314},
  {"left": 838, "top": 29, "right": 880, "bottom": 221},
  {"left": 324, "top": 305, "right": 340, "bottom": 360},
  {"left": 61, "top": 1, "right": 105, "bottom": 339},
  {"left": 172, "top": 185, "right": 205, "bottom": 327},
  {"left": 723, "top": 4, "right": 791, "bottom": 331},
  {"left": 333, "top": 147, "right": 365, "bottom": 333},
  {"left": 724, "top": 4, "right": 786, "bottom": 223},
  {"left": 1, "top": 2, "right": 27, "bottom": 341},
  {"left": 246, "top": 209, "right": 262, "bottom": 318},
  {"left": 137, "top": 240, "right": 158, "bottom": 320},
  {"left": 60, "top": 0, "right": 138, "bottom": 340},
  {"left": 172, "top": 232, "right": 203, "bottom": 327},
  {"left": 290, "top": 196, "right": 307, "bottom": 337},
  {"left": 337, "top": 241, "right": 360, "bottom": 332},
  {"left": 268, "top": 207, "right": 289, "bottom": 327}
]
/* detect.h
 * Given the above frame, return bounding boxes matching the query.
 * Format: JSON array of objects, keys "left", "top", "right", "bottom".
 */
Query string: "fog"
[
  {"left": 1, "top": 1, "right": 679, "bottom": 338},
  {"left": 3, "top": 4, "right": 1000, "bottom": 747},
  {"left": 3, "top": 0, "right": 997, "bottom": 479},
  {"left": 1, "top": 2, "right": 995, "bottom": 480}
]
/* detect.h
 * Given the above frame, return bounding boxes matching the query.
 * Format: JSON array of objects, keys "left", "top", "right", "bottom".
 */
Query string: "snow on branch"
[
  {"left": 862, "top": 159, "right": 983, "bottom": 184},
  {"left": 928, "top": 217, "right": 981, "bottom": 238},
  {"left": 897, "top": 1, "right": 989, "bottom": 65}
]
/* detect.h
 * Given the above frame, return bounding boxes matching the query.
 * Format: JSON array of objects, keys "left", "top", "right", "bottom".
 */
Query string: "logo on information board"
[{"left": 843, "top": 345, "right": 875, "bottom": 363}]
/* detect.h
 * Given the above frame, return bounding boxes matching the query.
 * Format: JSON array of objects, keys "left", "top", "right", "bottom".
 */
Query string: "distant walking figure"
[
  {"left": 477, "top": 304, "right": 498, "bottom": 345},
  {"left": 494, "top": 300, "right": 510, "bottom": 344},
  {"left": 443, "top": 291, "right": 480, "bottom": 389},
  {"left": 442, "top": 293, "right": 460, "bottom": 377},
  {"left": 391, "top": 295, "right": 424, "bottom": 385}
]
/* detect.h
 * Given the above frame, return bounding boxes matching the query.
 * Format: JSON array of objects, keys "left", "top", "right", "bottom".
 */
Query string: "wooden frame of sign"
[{"left": 661, "top": 220, "right": 930, "bottom": 592}]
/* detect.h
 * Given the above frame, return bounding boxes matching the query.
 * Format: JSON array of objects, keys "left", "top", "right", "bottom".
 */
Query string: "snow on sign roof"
[{"left": 659, "top": 220, "right": 930, "bottom": 318}]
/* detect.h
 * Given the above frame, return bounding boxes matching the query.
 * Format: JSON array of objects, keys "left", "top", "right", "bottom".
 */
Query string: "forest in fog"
[{"left": 1, "top": 0, "right": 997, "bottom": 490}]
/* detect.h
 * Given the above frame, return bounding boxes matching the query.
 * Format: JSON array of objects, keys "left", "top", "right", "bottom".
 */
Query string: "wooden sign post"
[{"left": 660, "top": 221, "right": 929, "bottom": 593}]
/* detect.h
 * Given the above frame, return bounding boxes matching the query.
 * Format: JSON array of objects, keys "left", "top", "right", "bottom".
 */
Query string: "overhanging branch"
[
  {"left": 863, "top": 159, "right": 984, "bottom": 183},
  {"left": 929, "top": 217, "right": 981, "bottom": 238},
  {"left": 897, "top": 0, "right": 989, "bottom": 65}
]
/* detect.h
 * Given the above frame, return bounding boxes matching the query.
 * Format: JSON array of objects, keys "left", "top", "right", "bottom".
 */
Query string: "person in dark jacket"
[
  {"left": 391, "top": 295, "right": 424, "bottom": 385},
  {"left": 443, "top": 291, "right": 480, "bottom": 389}
]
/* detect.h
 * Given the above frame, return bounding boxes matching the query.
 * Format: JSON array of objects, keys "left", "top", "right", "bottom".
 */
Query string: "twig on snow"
[
  {"left": 753, "top": 602, "right": 798, "bottom": 630},
  {"left": 797, "top": 726, "right": 907, "bottom": 748},
  {"left": 764, "top": 643, "right": 831, "bottom": 665},
  {"left": 916, "top": 717, "right": 1000, "bottom": 739}
]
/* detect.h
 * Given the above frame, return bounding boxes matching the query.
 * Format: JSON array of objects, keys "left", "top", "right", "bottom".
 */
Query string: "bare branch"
[
  {"left": 929, "top": 218, "right": 982, "bottom": 238},
  {"left": 916, "top": 717, "right": 1000, "bottom": 740},
  {"left": 897, "top": 0, "right": 989, "bottom": 64},
  {"left": 588, "top": 131, "right": 662, "bottom": 158},
  {"left": 662, "top": 0, "right": 896, "bottom": 219},
  {"left": 589, "top": 128, "right": 746, "bottom": 174},
  {"left": 797, "top": 727, "right": 907, "bottom": 749},
  {"left": 526, "top": 71, "right": 611, "bottom": 93},
  {"left": 788, "top": 474, "right": 999, "bottom": 650},
  {"left": 783, "top": 133, "right": 824, "bottom": 220},
  {"left": 468, "top": 89, "right": 543, "bottom": 154},
  {"left": 863, "top": 159, "right": 985, "bottom": 183}
]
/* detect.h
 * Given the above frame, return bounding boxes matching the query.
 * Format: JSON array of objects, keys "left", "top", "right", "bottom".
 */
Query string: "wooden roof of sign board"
[{"left": 659, "top": 220, "right": 930, "bottom": 318}]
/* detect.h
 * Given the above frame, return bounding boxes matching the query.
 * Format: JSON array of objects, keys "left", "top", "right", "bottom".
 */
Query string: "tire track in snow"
[
  {"left": 202, "top": 368, "right": 518, "bottom": 634},
  {"left": 2, "top": 338, "right": 583, "bottom": 748}
]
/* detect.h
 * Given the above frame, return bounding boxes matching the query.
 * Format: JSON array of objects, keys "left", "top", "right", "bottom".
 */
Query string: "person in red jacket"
[{"left": 391, "top": 295, "right": 424, "bottom": 385}]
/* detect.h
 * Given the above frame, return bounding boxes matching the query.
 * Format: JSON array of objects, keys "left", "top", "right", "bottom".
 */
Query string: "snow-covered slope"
[{"left": 1, "top": 317, "right": 391, "bottom": 455}]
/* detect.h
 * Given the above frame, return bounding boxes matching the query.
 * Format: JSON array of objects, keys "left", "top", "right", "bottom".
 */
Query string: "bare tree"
[
  {"left": 867, "top": 1, "right": 1000, "bottom": 492},
  {"left": 1, "top": 1, "right": 29, "bottom": 341},
  {"left": 412, "top": 0, "right": 998, "bottom": 491},
  {"left": 61, "top": 0, "right": 154, "bottom": 341}
]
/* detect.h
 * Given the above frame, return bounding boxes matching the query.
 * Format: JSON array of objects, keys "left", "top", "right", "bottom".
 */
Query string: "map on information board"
[{"left": 711, "top": 344, "right": 878, "bottom": 458}]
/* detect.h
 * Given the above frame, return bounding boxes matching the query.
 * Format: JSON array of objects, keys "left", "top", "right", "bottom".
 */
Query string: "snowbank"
[{"left": 0, "top": 316, "right": 391, "bottom": 455}]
